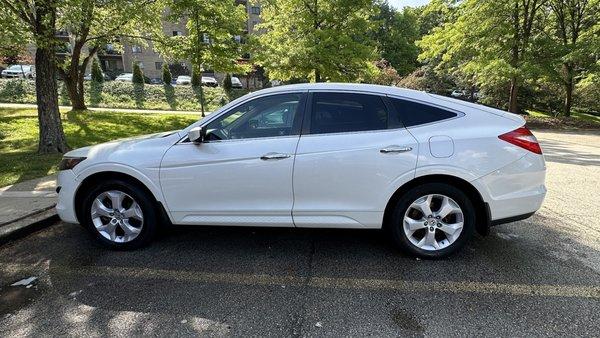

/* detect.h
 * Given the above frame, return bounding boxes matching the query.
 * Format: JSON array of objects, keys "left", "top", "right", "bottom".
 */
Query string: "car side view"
[{"left": 55, "top": 83, "right": 546, "bottom": 258}]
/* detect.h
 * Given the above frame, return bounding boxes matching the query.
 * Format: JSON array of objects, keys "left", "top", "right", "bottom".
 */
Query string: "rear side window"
[
  {"left": 310, "top": 92, "right": 388, "bottom": 134},
  {"left": 390, "top": 98, "right": 457, "bottom": 127}
]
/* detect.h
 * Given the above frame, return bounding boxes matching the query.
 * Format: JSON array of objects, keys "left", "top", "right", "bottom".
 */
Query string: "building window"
[
  {"left": 131, "top": 45, "right": 142, "bottom": 53},
  {"left": 155, "top": 62, "right": 163, "bottom": 70},
  {"left": 251, "top": 6, "right": 260, "bottom": 15},
  {"left": 172, "top": 30, "right": 183, "bottom": 36}
]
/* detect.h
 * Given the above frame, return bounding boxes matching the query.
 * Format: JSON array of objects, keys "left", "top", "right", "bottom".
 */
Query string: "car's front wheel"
[
  {"left": 389, "top": 183, "right": 475, "bottom": 259},
  {"left": 81, "top": 179, "right": 158, "bottom": 249}
]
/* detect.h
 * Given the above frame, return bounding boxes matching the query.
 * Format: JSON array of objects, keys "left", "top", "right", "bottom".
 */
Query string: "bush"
[
  {"left": 0, "top": 78, "right": 248, "bottom": 112},
  {"left": 162, "top": 64, "right": 172, "bottom": 84},
  {"left": 132, "top": 62, "right": 144, "bottom": 84},
  {"left": 223, "top": 73, "right": 232, "bottom": 92},
  {"left": 191, "top": 69, "right": 201, "bottom": 87},
  {"left": 91, "top": 58, "right": 104, "bottom": 83}
]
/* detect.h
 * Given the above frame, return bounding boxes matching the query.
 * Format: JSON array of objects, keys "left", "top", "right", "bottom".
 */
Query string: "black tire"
[
  {"left": 80, "top": 179, "right": 158, "bottom": 250},
  {"left": 388, "top": 183, "right": 475, "bottom": 259}
]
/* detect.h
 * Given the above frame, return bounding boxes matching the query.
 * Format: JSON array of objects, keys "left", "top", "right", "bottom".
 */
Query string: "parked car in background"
[
  {"left": 149, "top": 78, "right": 163, "bottom": 85},
  {"left": 231, "top": 76, "right": 243, "bottom": 89},
  {"left": 55, "top": 83, "right": 546, "bottom": 259},
  {"left": 175, "top": 75, "right": 191, "bottom": 85},
  {"left": 115, "top": 73, "right": 133, "bottom": 82},
  {"left": 451, "top": 90, "right": 466, "bottom": 98},
  {"left": 202, "top": 76, "right": 218, "bottom": 87},
  {"left": 83, "top": 73, "right": 111, "bottom": 81},
  {"left": 1, "top": 65, "right": 35, "bottom": 79}
]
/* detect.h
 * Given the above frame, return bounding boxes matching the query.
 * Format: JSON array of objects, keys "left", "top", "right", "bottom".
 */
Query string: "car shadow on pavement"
[{"left": 539, "top": 139, "right": 600, "bottom": 166}]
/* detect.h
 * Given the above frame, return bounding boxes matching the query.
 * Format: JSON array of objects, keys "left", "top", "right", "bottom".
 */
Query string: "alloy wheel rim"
[
  {"left": 90, "top": 190, "right": 143, "bottom": 243},
  {"left": 403, "top": 194, "right": 464, "bottom": 251}
]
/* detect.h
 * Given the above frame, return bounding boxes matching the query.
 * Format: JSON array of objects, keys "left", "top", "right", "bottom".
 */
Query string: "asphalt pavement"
[{"left": 1, "top": 129, "right": 599, "bottom": 337}]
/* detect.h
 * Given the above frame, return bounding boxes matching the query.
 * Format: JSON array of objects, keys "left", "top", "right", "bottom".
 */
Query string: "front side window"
[
  {"left": 310, "top": 92, "right": 388, "bottom": 134},
  {"left": 390, "top": 98, "right": 457, "bottom": 127},
  {"left": 205, "top": 94, "right": 303, "bottom": 140}
]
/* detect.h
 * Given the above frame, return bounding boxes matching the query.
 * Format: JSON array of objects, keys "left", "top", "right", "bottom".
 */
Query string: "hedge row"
[{"left": 0, "top": 79, "right": 248, "bottom": 112}]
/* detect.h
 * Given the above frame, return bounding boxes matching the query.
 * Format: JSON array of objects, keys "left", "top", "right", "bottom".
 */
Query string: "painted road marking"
[{"left": 52, "top": 265, "right": 600, "bottom": 299}]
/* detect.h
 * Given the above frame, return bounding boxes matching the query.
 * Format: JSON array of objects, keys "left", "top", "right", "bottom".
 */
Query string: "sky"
[{"left": 388, "top": 0, "right": 430, "bottom": 9}]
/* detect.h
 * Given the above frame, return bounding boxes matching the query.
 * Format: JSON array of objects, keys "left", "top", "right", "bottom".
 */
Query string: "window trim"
[
  {"left": 302, "top": 90, "right": 401, "bottom": 137},
  {"left": 386, "top": 94, "right": 465, "bottom": 129},
  {"left": 177, "top": 91, "right": 308, "bottom": 144}
]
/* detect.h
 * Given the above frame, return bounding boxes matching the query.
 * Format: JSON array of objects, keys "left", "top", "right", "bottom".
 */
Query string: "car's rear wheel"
[
  {"left": 81, "top": 179, "right": 158, "bottom": 249},
  {"left": 389, "top": 183, "right": 475, "bottom": 259}
]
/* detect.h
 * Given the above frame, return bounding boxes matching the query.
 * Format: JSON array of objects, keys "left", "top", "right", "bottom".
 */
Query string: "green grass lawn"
[
  {"left": 0, "top": 108, "right": 198, "bottom": 187},
  {"left": 527, "top": 109, "right": 600, "bottom": 124},
  {"left": 525, "top": 109, "right": 600, "bottom": 130}
]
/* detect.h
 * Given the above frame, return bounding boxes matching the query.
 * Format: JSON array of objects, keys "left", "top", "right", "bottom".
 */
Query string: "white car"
[
  {"left": 1, "top": 65, "right": 34, "bottom": 78},
  {"left": 55, "top": 83, "right": 546, "bottom": 258},
  {"left": 231, "top": 76, "right": 243, "bottom": 89},
  {"left": 115, "top": 73, "right": 133, "bottom": 82},
  {"left": 451, "top": 90, "right": 465, "bottom": 98},
  {"left": 175, "top": 75, "right": 191, "bottom": 85},
  {"left": 202, "top": 76, "right": 218, "bottom": 87}
]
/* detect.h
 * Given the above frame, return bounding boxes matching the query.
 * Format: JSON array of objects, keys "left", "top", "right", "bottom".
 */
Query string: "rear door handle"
[
  {"left": 380, "top": 146, "right": 413, "bottom": 154},
  {"left": 260, "top": 152, "right": 291, "bottom": 160}
]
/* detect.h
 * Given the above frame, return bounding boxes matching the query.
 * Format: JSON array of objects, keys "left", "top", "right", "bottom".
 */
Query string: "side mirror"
[{"left": 187, "top": 126, "right": 207, "bottom": 143}]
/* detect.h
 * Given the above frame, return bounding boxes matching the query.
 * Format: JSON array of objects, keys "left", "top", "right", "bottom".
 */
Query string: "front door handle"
[
  {"left": 260, "top": 152, "right": 291, "bottom": 160},
  {"left": 380, "top": 146, "right": 413, "bottom": 154}
]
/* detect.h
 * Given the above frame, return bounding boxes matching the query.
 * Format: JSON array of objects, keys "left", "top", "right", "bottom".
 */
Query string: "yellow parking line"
[{"left": 58, "top": 265, "right": 600, "bottom": 299}]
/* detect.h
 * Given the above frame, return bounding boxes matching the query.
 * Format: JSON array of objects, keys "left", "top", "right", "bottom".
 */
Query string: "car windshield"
[{"left": 8, "top": 65, "right": 29, "bottom": 70}]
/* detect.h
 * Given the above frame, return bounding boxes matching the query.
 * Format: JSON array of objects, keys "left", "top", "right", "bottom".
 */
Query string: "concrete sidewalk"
[
  {"left": 0, "top": 102, "right": 207, "bottom": 116},
  {"left": 0, "top": 175, "right": 58, "bottom": 241}
]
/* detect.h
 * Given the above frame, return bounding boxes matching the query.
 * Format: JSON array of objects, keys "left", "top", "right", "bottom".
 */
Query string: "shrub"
[
  {"left": 223, "top": 73, "right": 232, "bottom": 92},
  {"left": 162, "top": 64, "right": 172, "bottom": 84},
  {"left": 191, "top": 68, "right": 201, "bottom": 87},
  {"left": 91, "top": 58, "right": 104, "bottom": 83},
  {"left": 132, "top": 62, "right": 144, "bottom": 84}
]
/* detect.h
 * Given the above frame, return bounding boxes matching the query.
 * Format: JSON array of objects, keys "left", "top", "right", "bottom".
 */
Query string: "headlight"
[{"left": 58, "top": 157, "right": 86, "bottom": 170}]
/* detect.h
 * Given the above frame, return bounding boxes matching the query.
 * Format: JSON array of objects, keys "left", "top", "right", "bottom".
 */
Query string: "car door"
[
  {"left": 160, "top": 92, "right": 306, "bottom": 226},
  {"left": 292, "top": 91, "right": 418, "bottom": 229}
]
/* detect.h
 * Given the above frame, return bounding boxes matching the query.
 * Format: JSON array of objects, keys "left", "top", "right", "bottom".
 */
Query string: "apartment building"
[{"left": 99, "top": 0, "right": 264, "bottom": 89}]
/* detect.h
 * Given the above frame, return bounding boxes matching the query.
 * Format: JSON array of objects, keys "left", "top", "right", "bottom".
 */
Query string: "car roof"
[{"left": 245, "top": 83, "right": 431, "bottom": 101}]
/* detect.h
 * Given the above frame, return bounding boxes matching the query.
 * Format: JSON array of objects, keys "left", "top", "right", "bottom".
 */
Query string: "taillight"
[{"left": 498, "top": 126, "right": 542, "bottom": 154}]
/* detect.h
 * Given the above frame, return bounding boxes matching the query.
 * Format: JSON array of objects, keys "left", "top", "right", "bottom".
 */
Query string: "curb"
[{"left": 0, "top": 207, "right": 59, "bottom": 246}]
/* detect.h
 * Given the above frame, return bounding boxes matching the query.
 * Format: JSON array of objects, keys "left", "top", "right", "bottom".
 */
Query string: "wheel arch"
[
  {"left": 383, "top": 174, "right": 490, "bottom": 235},
  {"left": 74, "top": 171, "right": 171, "bottom": 225}
]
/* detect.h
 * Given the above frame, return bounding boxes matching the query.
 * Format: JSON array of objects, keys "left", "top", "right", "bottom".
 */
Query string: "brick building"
[{"left": 97, "top": 0, "right": 264, "bottom": 88}]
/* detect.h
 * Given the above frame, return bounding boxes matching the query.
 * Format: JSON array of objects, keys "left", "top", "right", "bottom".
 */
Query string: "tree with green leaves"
[
  {"left": 255, "top": 0, "right": 378, "bottom": 82},
  {"left": 223, "top": 73, "right": 233, "bottom": 92},
  {"left": 0, "top": 0, "right": 69, "bottom": 153},
  {"left": 91, "top": 58, "right": 103, "bottom": 83},
  {"left": 419, "top": 0, "right": 548, "bottom": 113},
  {"left": 56, "top": 0, "right": 163, "bottom": 110},
  {"left": 157, "top": 0, "right": 249, "bottom": 115},
  {"left": 162, "top": 63, "right": 172, "bottom": 84},
  {"left": 371, "top": 1, "right": 420, "bottom": 76},
  {"left": 544, "top": 0, "right": 599, "bottom": 116},
  {"left": 132, "top": 62, "right": 144, "bottom": 84}
]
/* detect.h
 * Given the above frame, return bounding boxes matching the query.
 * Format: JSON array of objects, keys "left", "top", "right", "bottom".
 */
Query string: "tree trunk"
[
  {"left": 562, "top": 63, "right": 573, "bottom": 117},
  {"left": 63, "top": 76, "right": 87, "bottom": 110},
  {"left": 508, "top": 76, "right": 519, "bottom": 113},
  {"left": 315, "top": 69, "right": 321, "bottom": 82},
  {"left": 35, "top": 46, "right": 69, "bottom": 153}
]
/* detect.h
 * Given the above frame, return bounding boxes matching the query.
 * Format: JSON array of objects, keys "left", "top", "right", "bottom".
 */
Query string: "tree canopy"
[{"left": 255, "top": 0, "right": 378, "bottom": 82}]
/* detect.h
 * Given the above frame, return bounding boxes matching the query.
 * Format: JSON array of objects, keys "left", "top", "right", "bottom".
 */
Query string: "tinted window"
[
  {"left": 205, "top": 94, "right": 302, "bottom": 140},
  {"left": 310, "top": 92, "right": 388, "bottom": 134},
  {"left": 390, "top": 98, "right": 457, "bottom": 127}
]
